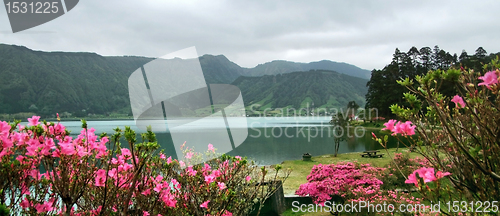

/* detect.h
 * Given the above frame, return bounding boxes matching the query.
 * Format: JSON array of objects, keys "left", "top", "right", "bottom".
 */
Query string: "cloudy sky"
[{"left": 0, "top": 0, "right": 499, "bottom": 71}]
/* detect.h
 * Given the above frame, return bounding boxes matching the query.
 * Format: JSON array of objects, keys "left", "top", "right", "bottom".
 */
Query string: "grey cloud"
[{"left": 0, "top": 0, "right": 499, "bottom": 70}]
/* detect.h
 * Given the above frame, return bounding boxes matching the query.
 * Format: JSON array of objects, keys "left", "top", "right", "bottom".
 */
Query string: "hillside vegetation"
[
  {"left": 0, "top": 44, "right": 369, "bottom": 118},
  {"left": 233, "top": 70, "right": 367, "bottom": 111}
]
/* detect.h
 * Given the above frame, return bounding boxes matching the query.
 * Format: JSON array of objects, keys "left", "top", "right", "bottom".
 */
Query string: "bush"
[
  {"left": 0, "top": 117, "right": 290, "bottom": 216},
  {"left": 379, "top": 152, "right": 430, "bottom": 191}
]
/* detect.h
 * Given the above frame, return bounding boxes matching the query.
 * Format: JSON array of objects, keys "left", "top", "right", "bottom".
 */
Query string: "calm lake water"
[{"left": 56, "top": 117, "right": 400, "bottom": 165}]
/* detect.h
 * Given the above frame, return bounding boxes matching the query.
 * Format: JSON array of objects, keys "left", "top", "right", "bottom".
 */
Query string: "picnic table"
[{"left": 361, "top": 150, "right": 384, "bottom": 158}]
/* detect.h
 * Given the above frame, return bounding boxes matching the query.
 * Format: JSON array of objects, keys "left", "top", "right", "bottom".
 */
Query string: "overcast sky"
[{"left": 1, "top": 0, "right": 499, "bottom": 71}]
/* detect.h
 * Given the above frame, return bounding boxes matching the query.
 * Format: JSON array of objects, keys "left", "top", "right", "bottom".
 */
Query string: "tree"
[
  {"left": 329, "top": 113, "right": 348, "bottom": 157},
  {"left": 474, "top": 46, "right": 487, "bottom": 58},
  {"left": 459, "top": 50, "right": 468, "bottom": 62},
  {"left": 346, "top": 101, "right": 359, "bottom": 120}
]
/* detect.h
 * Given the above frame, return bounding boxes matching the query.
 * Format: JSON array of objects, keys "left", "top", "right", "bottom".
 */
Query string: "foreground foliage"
[
  {"left": 0, "top": 117, "right": 290, "bottom": 215},
  {"left": 374, "top": 58, "right": 500, "bottom": 215}
]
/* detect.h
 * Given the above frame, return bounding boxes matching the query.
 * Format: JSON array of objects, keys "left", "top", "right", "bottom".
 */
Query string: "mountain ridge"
[{"left": 0, "top": 44, "right": 369, "bottom": 117}]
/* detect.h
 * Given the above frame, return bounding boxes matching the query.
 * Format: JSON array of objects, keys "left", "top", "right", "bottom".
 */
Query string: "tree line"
[{"left": 365, "top": 45, "right": 499, "bottom": 117}]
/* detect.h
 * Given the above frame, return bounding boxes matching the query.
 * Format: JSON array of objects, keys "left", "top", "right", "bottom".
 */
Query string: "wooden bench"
[{"left": 361, "top": 150, "right": 384, "bottom": 158}]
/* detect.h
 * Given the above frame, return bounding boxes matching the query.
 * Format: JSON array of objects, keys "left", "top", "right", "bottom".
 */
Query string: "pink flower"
[
  {"left": 205, "top": 174, "right": 215, "bottom": 184},
  {"left": 20, "top": 197, "right": 31, "bottom": 209},
  {"left": 143, "top": 211, "right": 150, "bottom": 216},
  {"left": 398, "top": 121, "right": 416, "bottom": 136},
  {"left": 389, "top": 121, "right": 416, "bottom": 136},
  {"left": 185, "top": 152, "right": 194, "bottom": 159},
  {"left": 187, "top": 166, "right": 197, "bottom": 176},
  {"left": 159, "top": 153, "right": 166, "bottom": 159},
  {"left": 58, "top": 141, "right": 75, "bottom": 155},
  {"left": 208, "top": 143, "right": 215, "bottom": 152},
  {"left": 200, "top": 200, "right": 210, "bottom": 208},
  {"left": 27, "top": 116, "right": 41, "bottom": 126},
  {"left": 478, "top": 71, "right": 498, "bottom": 89},
  {"left": 179, "top": 161, "right": 185, "bottom": 167},
  {"left": 166, "top": 156, "right": 172, "bottom": 164},
  {"left": 222, "top": 211, "right": 233, "bottom": 216},
  {"left": 0, "top": 121, "right": 11, "bottom": 138},
  {"left": 451, "top": 95, "right": 465, "bottom": 109},
  {"left": 419, "top": 167, "right": 437, "bottom": 183},
  {"left": 142, "top": 188, "right": 151, "bottom": 196},
  {"left": 382, "top": 119, "right": 397, "bottom": 132},
  {"left": 95, "top": 169, "right": 107, "bottom": 187},
  {"left": 121, "top": 148, "right": 131, "bottom": 158},
  {"left": 218, "top": 182, "right": 226, "bottom": 190},
  {"left": 235, "top": 156, "right": 242, "bottom": 160},
  {"left": 246, "top": 176, "right": 251, "bottom": 182},
  {"left": 436, "top": 171, "right": 451, "bottom": 179}
]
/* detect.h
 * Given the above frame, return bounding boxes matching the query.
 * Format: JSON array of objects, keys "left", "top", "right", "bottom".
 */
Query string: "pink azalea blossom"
[
  {"left": 382, "top": 119, "right": 397, "bottom": 132},
  {"left": 59, "top": 141, "right": 75, "bottom": 155},
  {"left": 478, "top": 71, "right": 498, "bottom": 89},
  {"left": 121, "top": 148, "right": 131, "bottom": 158},
  {"left": 27, "top": 116, "right": 41, "bottom": 126},
  {"left": 141, "top": 188, "right": 151, "bottom": 196},
  {"left": 406, "top": 167, "right": 451, "bottom": 187},
  {"left": 159, "top": 153, "right": 166, "bottom": 159},
  {"left": 218, "top": 182, "right": 226, "bottom": 190},
  {"left": 200, "top": 200, "right": 210, "bottom": 208},
  {"left": 436, "top": 171, "right": 452, "bottom": 179},
  {"left": 451, "top": 95, "right": 466, "bottom": 109},
  {"left": 143, "top": 211, "right": 150, "bottom": 216},
  {"left": 187, "top": 166, "right": 197, "bottom": 176},
  {"left": 185, "top": 152, "right": 194, "bottom": 159},
  {"left": 208, "top": 143, "right": 215, "bottom": 152},
  {"left": 245, "top": 176, "right": 251, "bottom": 182},
  {"left": 222, "top": 211, "right": 233, "bottom": 216},
  {"left": 205, "top": 174, "right": 215, "bottom": 184},
  {"left": 166, "top": 156, "right": 172, "bottom": 164},
  {"left": 398, "top": 121, "right": 416, "bottom": 136},
  {"left": 95, "top": 169, "right": 107, "bottom": 187},
  {"left": 0, "top": 121, "right": 11, "bottom": 138},
  {"left": 20, "top": 197, "right": 31, "bottom": 209},
  {"left": 387, "top": 120, "right": 416, "bottom": 136}
]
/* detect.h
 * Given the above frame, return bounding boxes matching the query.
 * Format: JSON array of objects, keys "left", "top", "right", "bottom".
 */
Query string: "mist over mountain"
[{"left": 0, "top": 44, "right": 369, "bottom": 117}]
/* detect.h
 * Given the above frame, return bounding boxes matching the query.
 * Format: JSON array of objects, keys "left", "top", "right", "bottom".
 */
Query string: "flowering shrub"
[
  {"left": 379, "top": 152, "right": 431, "bottom": 191},
  {"left": 0, "top": 117, "right": 290, "bottom": 215},
  {"left": 295, "top": 162, "right": 385, "bottom": 205},
  {"left": 296, "top": 162, "right": 437, "bottom": 215},
  {"left": 373, "top": 58, "right": 500, "bottom": 214}
]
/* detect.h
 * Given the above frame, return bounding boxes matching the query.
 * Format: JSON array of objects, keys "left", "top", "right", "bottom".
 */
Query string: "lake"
[{"left": 56, "top": 117, "right": 400, "bottom": 165}]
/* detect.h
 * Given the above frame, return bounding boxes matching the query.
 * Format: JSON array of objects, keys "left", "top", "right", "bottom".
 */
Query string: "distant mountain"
[
  {"left": 0, "top": 44, "right": 369, "bottom": 117},
  {"left": 242, "top": 59, "right": 371, "bottom": 79},
  {"left": 0, "top": 44, "right": 151, "bottom": 116},
  {"left": 198, "top": 54, "right": 246, "bottom": 84},
  {"left": 233, "top": 70, "right": 368, "bottom": 110}
]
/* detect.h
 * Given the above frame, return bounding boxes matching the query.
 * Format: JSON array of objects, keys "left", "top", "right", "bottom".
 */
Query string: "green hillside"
[
  {"left": 0, "top": 44, "right": 152, "bottom": 117},
  {"left": 233, "top": 70, "right": 368, "bottom": 112},
  {"left": 0, "top": 44, "right": 369, "bottom": 118},
  {"left": 243, "top": 59, "right": 371, "bottom": 79}
]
